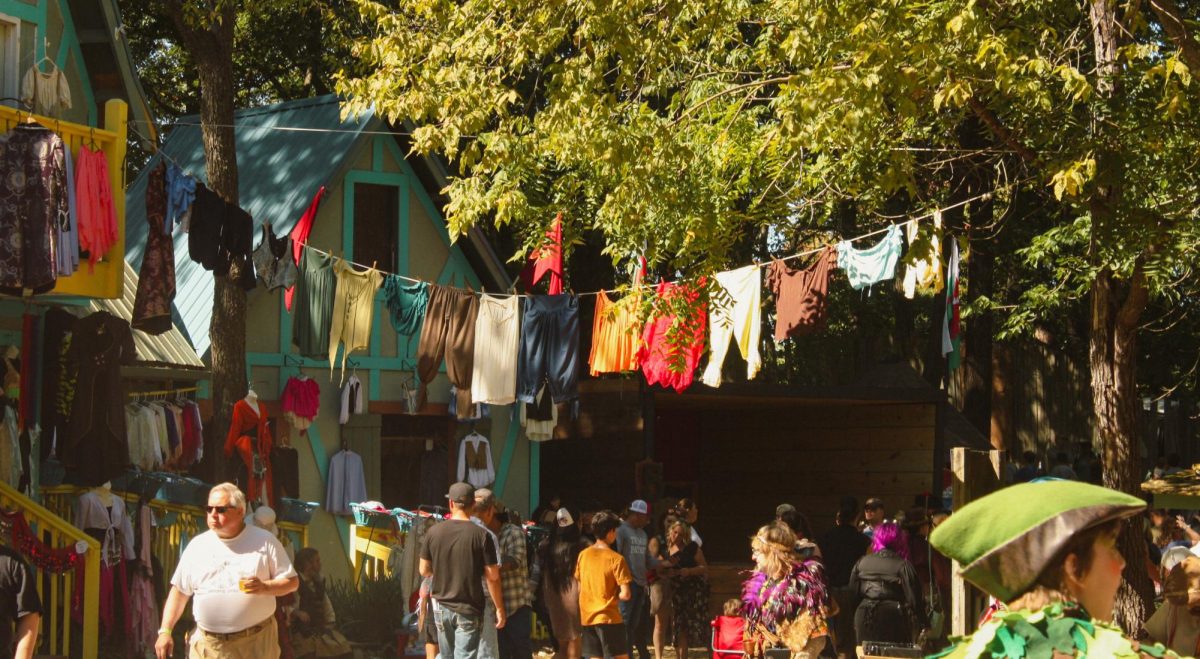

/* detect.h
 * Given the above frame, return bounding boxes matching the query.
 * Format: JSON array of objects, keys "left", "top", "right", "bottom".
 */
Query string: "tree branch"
[
  {"left": 1148, "top": 0, "right": 1200, "bottom": 73},
  {"left": 966, "top": 97, "right": 1038, "bottom": 163}
]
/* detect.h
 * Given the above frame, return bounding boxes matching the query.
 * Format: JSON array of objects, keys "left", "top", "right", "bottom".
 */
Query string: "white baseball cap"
[
  {"left": 556, "top": 508, "right": 574, "bottom": 527},
  {"left": 630, "top": 500, "right": 649, "bottom": 515}
]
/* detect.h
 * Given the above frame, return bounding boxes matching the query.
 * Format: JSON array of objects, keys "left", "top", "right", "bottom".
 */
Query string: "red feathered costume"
[{"left": 224, "top": 399, "right": 275, "bottom": 507}]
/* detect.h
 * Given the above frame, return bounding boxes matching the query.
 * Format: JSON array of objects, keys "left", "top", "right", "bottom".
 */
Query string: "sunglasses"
[{"left": 205, "top": 506, "right": 232, "bottom": 514}]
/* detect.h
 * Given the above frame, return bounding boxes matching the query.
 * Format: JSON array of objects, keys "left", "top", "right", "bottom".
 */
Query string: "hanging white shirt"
[
  {"left": 340, "top": 375, "right": 365, "bottom": 425},
  {"left": 457, "top": 434, "right": 495, "bottom": 488}
]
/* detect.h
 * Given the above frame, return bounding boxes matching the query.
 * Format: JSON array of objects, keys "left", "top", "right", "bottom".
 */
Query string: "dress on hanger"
[
  {"left": 133, "top": 162, "right": 176, "bottom": 334},
  {"left": 281, "top": 376, "right": 320, "bottom": 432},
  {"left": 21, "top": 64, "right": 71, "bottom": 115},
  {"left": 223, "top": 398, "right": 275, "bottom": 507},
  {"left": 65, "top": 311, "right": 135, "bottom": 487},
  {"left": 0, "top": 124, "right": 67, "bottom": 294},
  {"left": 457, "top": 434, "right": 495, "bottom": 488}
]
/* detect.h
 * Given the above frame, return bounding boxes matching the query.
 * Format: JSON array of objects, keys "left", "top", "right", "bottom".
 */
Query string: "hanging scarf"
[{"left": 0, "top": 508, "right": 86, "bottom": 573}]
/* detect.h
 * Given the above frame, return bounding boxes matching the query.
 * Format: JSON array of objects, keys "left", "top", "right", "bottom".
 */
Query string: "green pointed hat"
[{"left": 929, "top": 480, "right": 1145, "bottom": 602}]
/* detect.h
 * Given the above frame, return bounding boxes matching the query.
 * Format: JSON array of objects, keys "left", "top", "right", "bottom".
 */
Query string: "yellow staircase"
[{"left": 0, "top": 481, "right": 100, "bottom": 658}]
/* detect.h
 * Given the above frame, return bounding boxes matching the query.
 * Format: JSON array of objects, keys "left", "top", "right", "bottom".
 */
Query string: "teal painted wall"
[
  {"left": 244, "top": 134, "right": 531, "bottom": 584},
  {"left": 0, "top": 0, "right": 98, "bottom": 125}
]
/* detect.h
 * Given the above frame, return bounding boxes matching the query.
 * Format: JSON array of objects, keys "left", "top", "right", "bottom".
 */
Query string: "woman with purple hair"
[{"left": 847, "top": 522, "right": 926, "bottom": 646}]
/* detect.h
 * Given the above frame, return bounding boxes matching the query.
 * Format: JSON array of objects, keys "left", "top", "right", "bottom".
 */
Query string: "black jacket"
[{"left": 848, "top": 549, "right": 927, "bottom": 627}]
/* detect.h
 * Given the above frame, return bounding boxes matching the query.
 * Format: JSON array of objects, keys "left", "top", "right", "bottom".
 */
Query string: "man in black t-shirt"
[
  {"left": 421, "top": 482, "right": 505, "bottom": 659},
  {"left": 0, "top": 546, "right": 41, "bottom": 659}
]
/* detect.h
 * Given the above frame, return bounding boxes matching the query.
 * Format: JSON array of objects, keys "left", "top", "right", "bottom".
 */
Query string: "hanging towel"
[
  {"left": 836, "top": 224, "right": 903, "bottom": 291},
  {"left": 471, "top": 295, "right": 520, "bottom": 405},
  {"left": 286, "top": 186, "right": 326, "bottom": 310},
  {"left": 767, "top": 247, "right": 837, "bottom": 341},
  {"left": 902, "top": 212, "right": 944, "bottom": 298},
  {"left": 638, "top": 280, "right": 707, "bottom": 393},
  {"left": 520, "top": 214, "right": 563, "bottom": 294},
  {"left": 701, "top": 265, "right": 762, "bottom": 387},
  {"left": 588, "top": 291, "right": 641, "bottom": 375},
  {"left": 382, "top": 277, "right": 429, "bottom": 335}
]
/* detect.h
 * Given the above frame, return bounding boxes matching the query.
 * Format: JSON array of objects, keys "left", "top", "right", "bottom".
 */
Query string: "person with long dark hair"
[
  {"left": 539, "top": 509, "right": 588, "bottom": 659},
  {"left": 848, "top": 522, "right": 925, "bottom": 645}
]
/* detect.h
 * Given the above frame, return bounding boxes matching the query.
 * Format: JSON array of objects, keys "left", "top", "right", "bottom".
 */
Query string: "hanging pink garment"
[
  {"left": 75, "top": 146, "right": 117, "bottom": 272},
  {"left": 637, "top": 280, "right": 707, "bottom": 393},
  {"left": 281, "top": 376, "right": 321, "bottom": 432},
  {"left": 285, "top": 186, "right": 326, "bottom": 310}
]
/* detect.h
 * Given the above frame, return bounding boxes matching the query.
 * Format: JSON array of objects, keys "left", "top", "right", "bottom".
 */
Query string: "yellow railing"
[
  {"left": 350, "top": 524, "right": 402, "bottom": 586},
  {"left": 0, "top": 99, "right": 127, "bottom": 299},
  {"left": 0, "top": 480, "right": 100, "bottom": 658}
]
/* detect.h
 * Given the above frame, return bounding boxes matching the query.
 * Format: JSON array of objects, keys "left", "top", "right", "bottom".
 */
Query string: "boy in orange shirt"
[{"left": 576, "top": 510, "right": 634, "bottom": 659}]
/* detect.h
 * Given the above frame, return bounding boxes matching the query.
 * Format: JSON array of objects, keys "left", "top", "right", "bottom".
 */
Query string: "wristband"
[{"left": 158, "top": 628, "right": 172, "bottom": 636}]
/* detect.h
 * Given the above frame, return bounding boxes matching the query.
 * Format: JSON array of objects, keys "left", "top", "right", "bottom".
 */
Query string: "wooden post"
[{"left": 949, "top": 447, "right": 1005, "bottom": 636}]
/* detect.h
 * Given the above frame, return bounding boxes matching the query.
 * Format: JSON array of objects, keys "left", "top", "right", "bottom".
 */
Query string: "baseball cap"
[
  {"left": 446, "top": 482, "right": 475, "bottom": 506},
  {"left": 864, "top": 497, "right": 885, "bottom": 510},
  {"left": 630, "top": 500, "right": 649, "bottom": 515},
  {"left": 556, "top": 508, "right": 574, "bottom": 527},
  {"left": 775, "top": 503, "right": 796, "bottom": 517}
]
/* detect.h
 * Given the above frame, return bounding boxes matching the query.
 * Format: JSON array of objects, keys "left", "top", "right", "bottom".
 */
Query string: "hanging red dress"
[
  {"left": 223, "top": 398, "right": 275, "bottom": 507},
  {"left": 638, "top": 280, "right": 707, "bottom": 393}
]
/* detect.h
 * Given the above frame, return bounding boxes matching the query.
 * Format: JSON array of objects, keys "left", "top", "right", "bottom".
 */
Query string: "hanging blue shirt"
[
  {"left": 837, "top": 223, "right": 903, "bottom": 291},
  {"left": 164, "top": 163, "right": 196, "bottom": 235}
]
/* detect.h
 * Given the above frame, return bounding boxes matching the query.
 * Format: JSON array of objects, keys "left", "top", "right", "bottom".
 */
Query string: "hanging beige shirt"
[
  {"left": 328, "top": 260, "right": 383, "bottom": 383},
  {"left": 21, "top": 66, "right": 71, "bottom": 116},
  {"left": 902, "top": 211, "right": 944, "bottom": 299},
  {"left": 471, "top": 295, "right": 520, "bottom": 405}
]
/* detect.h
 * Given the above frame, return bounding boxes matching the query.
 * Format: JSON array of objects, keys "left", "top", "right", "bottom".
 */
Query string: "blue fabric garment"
[
  {"left": 837, "top": 223, "right": 903, "bottom": 291},
  {"left": 57, "top": 148, "right": 80, "bottom": 276},
  {"left": 164, "top": 163, "right": 196, "bottom": 234}
]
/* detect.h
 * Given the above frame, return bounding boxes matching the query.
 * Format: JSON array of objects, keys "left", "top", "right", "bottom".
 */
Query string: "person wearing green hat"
[{"left": 929, "top": 480, "right": 1179, "bottom": 658}]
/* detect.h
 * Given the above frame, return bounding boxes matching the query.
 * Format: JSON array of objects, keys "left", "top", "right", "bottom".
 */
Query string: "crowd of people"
[{"left": 1, "top": 465, "right": 1191, "bottom": 659}]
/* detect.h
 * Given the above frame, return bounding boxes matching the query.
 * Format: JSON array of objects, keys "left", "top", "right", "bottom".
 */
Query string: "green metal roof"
[{"left": 125, "top": 95, "right": 375, "bottom": 355}]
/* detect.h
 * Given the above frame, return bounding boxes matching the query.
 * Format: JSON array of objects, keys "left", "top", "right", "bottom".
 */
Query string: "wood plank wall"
[{"left": 689, "top": 401, "right": 937, "bottom": 562}]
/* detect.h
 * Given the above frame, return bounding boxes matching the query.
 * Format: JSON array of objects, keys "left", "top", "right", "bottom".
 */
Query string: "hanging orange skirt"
[{"left": 588, "top": 291, "right": 642, "bottom": 375}]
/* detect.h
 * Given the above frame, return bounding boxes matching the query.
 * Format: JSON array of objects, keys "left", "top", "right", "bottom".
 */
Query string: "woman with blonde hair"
[{"left": 741, "top": 522, "right": 832, "bottom": 659}]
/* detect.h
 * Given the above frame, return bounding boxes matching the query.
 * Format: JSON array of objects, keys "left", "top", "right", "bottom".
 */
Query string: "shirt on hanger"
[
  {"left": 457, "top": 434, "right": 495, "bottom": 488},
  {"left": 326, "top": 449, "right": 367, "bottom": 515},
  {"left": 902, "top": 212, "right": 944, "bottom": 299},
  {"left": 340, "top": 375, "right": 364, "bottom": 425},
  {"left": 21, "top": 65, "right": 71, "bottom": 116}
]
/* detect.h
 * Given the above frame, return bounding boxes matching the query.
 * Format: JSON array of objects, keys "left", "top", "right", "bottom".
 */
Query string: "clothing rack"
[{"left": 128, "top": 387, "right": 197, "bottom": 401}]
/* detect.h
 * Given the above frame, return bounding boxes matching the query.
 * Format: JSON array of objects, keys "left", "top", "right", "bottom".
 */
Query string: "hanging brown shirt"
[{"left": 767, "top": 247, "right": 837, "bottom": 341}]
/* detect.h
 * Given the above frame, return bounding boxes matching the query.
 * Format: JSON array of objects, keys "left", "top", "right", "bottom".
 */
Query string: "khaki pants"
[{"left": 190, "top": 615, "right": 279, "bottom": 658}]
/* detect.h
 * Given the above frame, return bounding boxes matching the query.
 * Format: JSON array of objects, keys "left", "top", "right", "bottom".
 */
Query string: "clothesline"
[
  {"left": 295, "top": 184, "right": 999, "bottom": 300},
  {"left": 127, "top": 119, "right": 1006, "bottom": 300}
]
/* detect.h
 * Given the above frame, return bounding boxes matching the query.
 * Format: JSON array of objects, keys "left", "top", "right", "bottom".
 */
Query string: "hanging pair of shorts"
[{"left": 517, "top": 295, "right": 579, "bottom": 404}]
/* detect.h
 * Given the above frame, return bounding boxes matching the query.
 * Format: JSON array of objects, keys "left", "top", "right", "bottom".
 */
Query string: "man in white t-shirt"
[{"left": 155, "top": 483, "right": 298, "bottom": 659}]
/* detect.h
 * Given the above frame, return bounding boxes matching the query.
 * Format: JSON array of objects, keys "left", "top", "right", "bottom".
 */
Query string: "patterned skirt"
[{"left": 671, "top": 575, "right": 710, "bottom": 642}]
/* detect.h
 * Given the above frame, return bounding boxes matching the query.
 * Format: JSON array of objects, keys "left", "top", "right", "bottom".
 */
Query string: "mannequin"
[
  {"left": 225, "top": 394, "right": 275, "bottom": 507},
  {"left": 92, "top": 481, "right": 114, "bottom": 507}
]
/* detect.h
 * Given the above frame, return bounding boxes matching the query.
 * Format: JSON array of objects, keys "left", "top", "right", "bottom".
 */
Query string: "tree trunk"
[
  {"left": 1088, "top": 0, "right": 1153, "bottom": 631},
  {"left": 959, "top": 117, "right": 995, "bottom": 436},
  {"left": 167, "top": 4, "right": 244, "bottom": 485}
]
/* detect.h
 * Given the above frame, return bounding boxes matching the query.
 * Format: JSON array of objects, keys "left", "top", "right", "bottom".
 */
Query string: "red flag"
[{"left": 521, "top": 213, "right": 563, "bottom": 294}]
